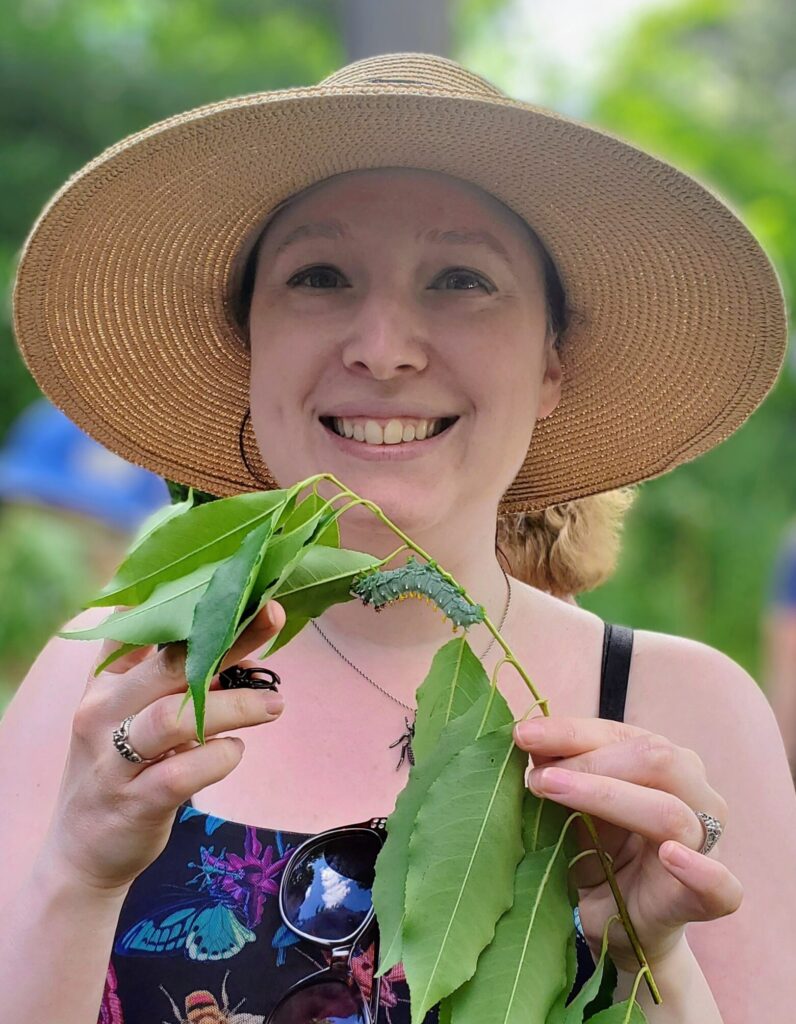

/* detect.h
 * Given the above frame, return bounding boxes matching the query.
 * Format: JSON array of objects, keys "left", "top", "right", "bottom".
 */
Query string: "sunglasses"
[{"left": 266, "top": 817, "right": 387, "bottom": 1024}]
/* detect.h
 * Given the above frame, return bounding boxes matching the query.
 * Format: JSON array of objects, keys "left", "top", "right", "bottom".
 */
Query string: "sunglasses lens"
[
  {"left": 282, "top": 830, "right": 381, "bottom": 942},
  {"left": 270, "top": 976, "right": 368, "bottom": 1024}
]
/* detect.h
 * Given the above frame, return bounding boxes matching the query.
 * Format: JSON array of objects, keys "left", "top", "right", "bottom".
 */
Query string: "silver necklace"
[{"left": 311, "top": 566, "right": 512, "bottom": 770}]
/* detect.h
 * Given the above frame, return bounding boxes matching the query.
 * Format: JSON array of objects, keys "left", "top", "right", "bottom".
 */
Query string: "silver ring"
[
  {"left": 112, "top": 714, "right": 157, "bottom": 765},
  {"left": 695, "top": 811, "right": 723, "bottom": 856}
]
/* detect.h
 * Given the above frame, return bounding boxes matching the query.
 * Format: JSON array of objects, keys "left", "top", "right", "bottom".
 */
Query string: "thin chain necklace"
[{"left": 311, "top": 566, "right": 512, "bottom": 770}]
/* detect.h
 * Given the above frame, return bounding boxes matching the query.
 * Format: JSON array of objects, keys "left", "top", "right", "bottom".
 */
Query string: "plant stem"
[{"left": 318, "top": 473, "right": 661, "bottom": 1003}]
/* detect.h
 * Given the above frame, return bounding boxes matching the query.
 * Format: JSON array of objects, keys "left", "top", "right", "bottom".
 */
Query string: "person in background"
[
  {"left": 0, "top": 399, "right": 168, "bottom": 709},
  {"left": 763, "top": 521, "right": 796, "bottom": 780}
]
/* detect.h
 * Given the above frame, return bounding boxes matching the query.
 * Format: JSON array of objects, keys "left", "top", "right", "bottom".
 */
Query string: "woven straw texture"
[{"left": 13, "top": 53, "right": 788, "bottom": 513}]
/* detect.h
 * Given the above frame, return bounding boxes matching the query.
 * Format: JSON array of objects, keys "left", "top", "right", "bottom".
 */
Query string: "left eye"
[{"left": 432, "top": 269, "right": 494, "bottom": 293}]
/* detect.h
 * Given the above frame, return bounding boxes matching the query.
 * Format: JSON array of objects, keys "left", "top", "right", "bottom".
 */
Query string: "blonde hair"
[{"left": 496, "top": 488, "right": 637, "bottom": 597}]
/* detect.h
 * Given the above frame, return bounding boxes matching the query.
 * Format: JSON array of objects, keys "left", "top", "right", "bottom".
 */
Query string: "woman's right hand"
[{"left": 35, "top": 600, "right": 286, "bottom": 895}]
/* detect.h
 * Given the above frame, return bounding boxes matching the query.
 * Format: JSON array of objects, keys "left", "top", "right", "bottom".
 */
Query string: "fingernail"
[
  {"left": 529, "top": 767, "right": 571, "bottom": 795},
  {"left": 515, "top": 719, "right": 545, "bottom": 746},
  {"left": 262, "top": 693, "right": 284, "bottom": 715},
  {"left": 661, "top": 841, "right": 691, "bottom": 869},
  {"left": 265, "top": 602, "right": 281, "bottom": 629}
]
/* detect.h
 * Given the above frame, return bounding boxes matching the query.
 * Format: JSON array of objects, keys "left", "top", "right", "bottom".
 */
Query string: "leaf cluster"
[
  {"left": 62, "top": 476, "right": 648, "bottom": 1020},
  {"left": 374, "top": 636, "right": 647, "bottom": 1024},
  {"left": 62, "top": 482, "right": 380, "bottom": 741}
]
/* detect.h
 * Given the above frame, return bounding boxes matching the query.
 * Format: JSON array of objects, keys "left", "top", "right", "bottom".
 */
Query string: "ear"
[{"left": 537, "top": 335, "right": 563, "bottom": 420}]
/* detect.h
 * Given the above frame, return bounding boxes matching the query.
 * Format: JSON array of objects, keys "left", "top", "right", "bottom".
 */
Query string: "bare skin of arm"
[
  {"left": 762, "top": 608, "right": 796, "bottom": 775},
  {"left": 626, "top": 632, "right": 796, "bottom": 1022},
  {"left": 0, "top": 606, "right": 284, "bottom": 1024}
]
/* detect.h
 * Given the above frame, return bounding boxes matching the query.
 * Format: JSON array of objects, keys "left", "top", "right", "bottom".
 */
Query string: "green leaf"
[
  {"left": 524, "top": 789, "right": 577, "bottom": 854},
  {"left": 185, "top": 520, "right": 275, "bottom": 742},
  {"left": 583, "top": 1000, "right": 646, "bottom": 1023},
  {"left": 93, "top": 488, "right": 292, "bottom": 607},
  {"left": 250, "top": 496, "right": 341, "bottom": 602},
  {"left": 61, "top": 561, "right": 222, "bottom": 645},
  {"left": 127, "top": 488, "right": 195, "bottom": 554},
  {"left": 374, "top": 690, "right": 514, "bottom": 978},
  {"left": 401, "top": 723, "right": 528, "bottom": 1023},
  {"left": 445, "top": 825, "right": 576, "bottom": 1024},
  {"left": 258, "top": 545, "right": 381, "bottom": 658},
  {"left": 94, "top": 643, "right": 142, "bottom": 675},
  {"left": 411, "top": 635, "right": 491, "bottom": 765},
  {"left": 546, "top": 911, "right": 635, "bottom": 1024}
]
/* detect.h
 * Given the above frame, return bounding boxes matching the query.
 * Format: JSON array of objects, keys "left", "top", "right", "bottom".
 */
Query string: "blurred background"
[{"left": 1, "top": 0, "right": 794, "bottom": 718}]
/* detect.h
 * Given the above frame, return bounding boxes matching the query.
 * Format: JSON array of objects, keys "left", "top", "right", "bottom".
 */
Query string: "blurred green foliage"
[{"left": 576, "top": 0, "right": 796, "bottom": 677}]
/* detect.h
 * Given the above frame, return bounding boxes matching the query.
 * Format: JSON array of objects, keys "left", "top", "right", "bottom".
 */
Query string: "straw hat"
[{"left": 12, "top": 52, "right": 788, "bottom": 514}]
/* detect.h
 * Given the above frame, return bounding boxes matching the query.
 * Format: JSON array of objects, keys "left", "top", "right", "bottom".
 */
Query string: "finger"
[
  {"left": 121, "top": 686, "right": 284, "bottom": 763},
  {"left": 514, "top": 716, "right": 648, "bottom": 756},
  {"left": 220, "top": 601, "right": 285, "bottom": 670},
  {"left": 547, "top": 735, "right": 718, "bottom": 813},
  {"left": 97, "top": 602, "right": 285, "bottom": 713},
  {"left": 129, "top": 736, "right": 247, "bottom": 815},
  {"left": 658, "top": 841, "right": 743, "bottom": 922},
  {"left": 527, "top": 766, "right": 722, "bottom": 851},
  {"left": 95, "top": 639, "right": 155, "bottom": 676}
]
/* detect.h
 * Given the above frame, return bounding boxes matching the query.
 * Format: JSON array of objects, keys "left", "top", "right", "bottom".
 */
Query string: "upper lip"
[{"left": 320, "top": 408, "right": 459, "bottom": 419}]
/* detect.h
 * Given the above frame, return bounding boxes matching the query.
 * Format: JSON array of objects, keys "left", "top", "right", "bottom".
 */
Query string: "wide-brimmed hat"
[{"left": 12, "top": 52, "right": 788, "bottom": 514}]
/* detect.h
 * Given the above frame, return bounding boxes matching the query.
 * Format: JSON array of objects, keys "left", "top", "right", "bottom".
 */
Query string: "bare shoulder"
[{"left": 627, "top": 629, "right": 794, "bottom": 805}]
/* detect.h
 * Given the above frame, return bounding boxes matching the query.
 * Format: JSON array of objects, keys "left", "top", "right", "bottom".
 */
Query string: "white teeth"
[
  {"left": 364, "top": 420, "right": 383, "bottom": 444},
  {"left": 329, "top": 416, "right": 452, "bottom": 444},
  {"left": 383, "top": 419, "right": 403, "bottom": 445}
]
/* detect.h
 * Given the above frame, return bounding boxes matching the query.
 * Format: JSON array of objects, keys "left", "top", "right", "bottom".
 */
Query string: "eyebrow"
[
  {"left": 273, "top": 220, "right": 514, "bottom": 269},
  {"left": 417, "top": 227, "right": 515, "bottom": 268},
  {"left": 274, "top": 220, "right": 348, "bottom": 255}
]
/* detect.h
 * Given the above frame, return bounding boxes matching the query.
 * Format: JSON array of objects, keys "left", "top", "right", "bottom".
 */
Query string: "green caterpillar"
[{"left": 350, "top": 556, "right": 486, "bottom": 628}]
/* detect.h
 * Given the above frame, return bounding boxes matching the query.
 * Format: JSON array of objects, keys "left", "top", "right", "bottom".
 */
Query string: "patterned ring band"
[
  {"left": 112, "top": 713, "right": 159, "bottom": 765},
  {"left": 695, "top": 811, "right": 724, "bottom": 856}
]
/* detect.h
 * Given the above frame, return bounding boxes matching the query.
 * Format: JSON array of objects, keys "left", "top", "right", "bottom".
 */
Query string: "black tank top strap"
[{"left": 599, "top": 622, "right": 634, "bottom": 723}]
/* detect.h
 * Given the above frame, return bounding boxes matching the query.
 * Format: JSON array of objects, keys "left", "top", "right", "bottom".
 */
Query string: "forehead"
[{"left": 261, "top": 168, "right": 538, "bottom": 253}]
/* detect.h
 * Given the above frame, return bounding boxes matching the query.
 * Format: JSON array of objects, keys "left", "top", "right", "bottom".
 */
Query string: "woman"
[{"left": 2, "top": 53, "right": 794, "bottom": 1024}]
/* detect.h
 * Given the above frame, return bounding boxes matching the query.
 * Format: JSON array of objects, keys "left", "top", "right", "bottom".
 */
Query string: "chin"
[{"left": 337, "top": 479, "right": 448, "bottom": 538}]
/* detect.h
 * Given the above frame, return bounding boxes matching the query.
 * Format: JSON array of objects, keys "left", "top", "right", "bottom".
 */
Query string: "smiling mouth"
[{"left": 319, "top": 415, "right": 459, "bottom": 446}]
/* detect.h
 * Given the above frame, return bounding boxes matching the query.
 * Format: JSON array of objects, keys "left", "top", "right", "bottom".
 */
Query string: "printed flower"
[
  {"left": 211, "top": 826, "right": 293, "bottom": 928},
  {"left": 97, "top": 961, "right": 124, "bottom": 1024}
]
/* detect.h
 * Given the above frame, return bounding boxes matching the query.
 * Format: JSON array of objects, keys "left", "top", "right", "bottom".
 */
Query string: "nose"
[{"left": 340, "top": 294, "right": 429, "bottom": 380}]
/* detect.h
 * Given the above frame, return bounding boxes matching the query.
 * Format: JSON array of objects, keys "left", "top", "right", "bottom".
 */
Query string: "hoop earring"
[{"left": 238, "top": 406, "right": 274, "bottom": 489}]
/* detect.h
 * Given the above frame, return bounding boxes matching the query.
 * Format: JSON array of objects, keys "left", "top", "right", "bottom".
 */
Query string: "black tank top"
[{"left": 98, "top": 623, "right": 634, "bottom": 1023}]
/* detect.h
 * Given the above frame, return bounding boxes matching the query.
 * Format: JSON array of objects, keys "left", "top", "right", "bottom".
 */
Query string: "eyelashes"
[{"left": 285, "top": 264, "right": 495, "bottom": 294}]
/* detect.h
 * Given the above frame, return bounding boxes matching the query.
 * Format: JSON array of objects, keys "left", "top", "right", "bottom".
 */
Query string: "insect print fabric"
[
  {"left": 99, "top": 802, "right": 588, "bottom": 1022},
  {"left": 99, "top": 802, "right": 439, "bottom": 1024}
]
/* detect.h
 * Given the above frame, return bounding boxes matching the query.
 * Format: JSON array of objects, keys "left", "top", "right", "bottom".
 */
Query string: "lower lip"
[{"left": 319, "top": 420, "right": 459, "bottom": 460}]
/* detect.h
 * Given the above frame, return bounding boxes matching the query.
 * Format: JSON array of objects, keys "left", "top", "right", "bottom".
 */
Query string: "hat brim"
[{"left": 13, "top": 83, "right": 788, "bottom": 513}]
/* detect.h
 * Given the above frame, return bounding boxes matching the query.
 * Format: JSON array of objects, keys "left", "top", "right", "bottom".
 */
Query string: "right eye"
[{"left": 286, "top": 265, "right": 349, "bottom": 289}]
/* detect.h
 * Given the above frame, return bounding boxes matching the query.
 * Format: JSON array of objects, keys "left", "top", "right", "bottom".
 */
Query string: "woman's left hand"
[{"left": 513, "top": 717, "right": 743, "bottom": 970}]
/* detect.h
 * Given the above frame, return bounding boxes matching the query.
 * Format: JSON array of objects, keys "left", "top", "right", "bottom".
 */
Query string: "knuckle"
[
  {"left": 562, "top": 721, "right": 579, "bottom": 748},
  {"left": 155, "top": 644, "right": 186, "bottom": 681},
  {"left": 685, "top": 746, "right": 707, "bottom": 778},
  {"left": 157, "top": 756, "right": 188, "bottom": 799},
  {"left": 150, "top": 697, "right": 179, "bottom": 742},
  {"left": 661, "top": 797, "right": 694, "bottom": 840},
  {"left": 72, "top": 696, "right": 104, "bottom": 742},
  {"left": 615, "top": 723, "right": 639, "bottom": 745},
  {"left": 230, "top": 688, "right": 256, "bottom": 724},
  {"left": 640, "top": 736, "right": 676, "bottom": 776},
  {"left": 712, "top": 793, "right": 729, "bottom": 825}
]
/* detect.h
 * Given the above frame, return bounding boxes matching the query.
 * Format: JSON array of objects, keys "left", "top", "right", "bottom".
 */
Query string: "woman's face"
[{"left": 248, "top": 167, "right": 561, "bottom": 536}]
